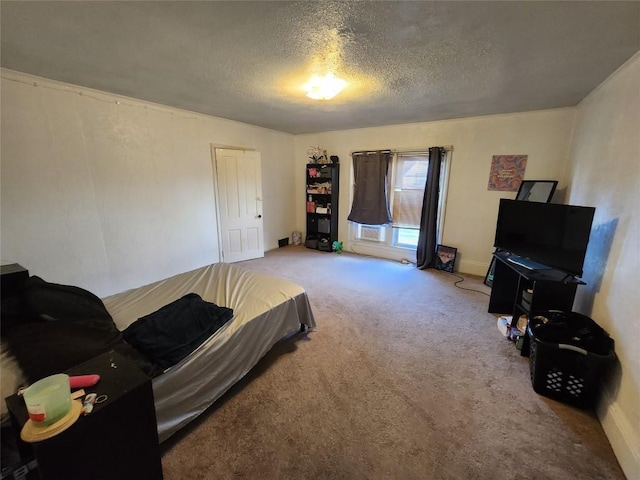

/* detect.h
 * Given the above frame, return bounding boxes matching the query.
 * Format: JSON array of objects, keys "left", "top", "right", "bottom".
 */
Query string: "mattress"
[{"left": 102, "top": 263, "right": 315, "bottom": 442}]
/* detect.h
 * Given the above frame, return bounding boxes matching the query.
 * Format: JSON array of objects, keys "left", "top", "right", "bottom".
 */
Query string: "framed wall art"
[
  {"left": 488, "top": 155, "right": 527, "bottom": 192},
  {"left": 434, "top": 244, "right": 457, "bottom": 273}
]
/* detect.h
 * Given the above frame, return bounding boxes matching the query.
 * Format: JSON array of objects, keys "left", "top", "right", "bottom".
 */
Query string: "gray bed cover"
[{"left": 102, "top": 263, "right": 315, "bottom": 442}]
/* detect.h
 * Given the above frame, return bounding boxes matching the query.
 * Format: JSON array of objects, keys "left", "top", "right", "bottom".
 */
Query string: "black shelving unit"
[{"left": 305, "top": 163, "right": 339, "bottom": 251}]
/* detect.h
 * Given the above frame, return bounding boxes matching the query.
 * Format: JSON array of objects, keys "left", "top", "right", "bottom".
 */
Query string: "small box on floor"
[{"left": 497, "top": 316, "right": 512, "bottom": 337}]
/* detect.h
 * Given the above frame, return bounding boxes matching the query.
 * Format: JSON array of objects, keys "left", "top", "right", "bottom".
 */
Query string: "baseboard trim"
[
  {"left": 347, "top": 243, "right": 492, "bottom": 277},
  {"left": 347, "top": 241, "right": 416, "bottom": 264},
  {"left": 458, "top": 259, "right": 490, "bottom": 277},
  {"left": 597, "top": 391, "right": 640, "bottom": 479}
]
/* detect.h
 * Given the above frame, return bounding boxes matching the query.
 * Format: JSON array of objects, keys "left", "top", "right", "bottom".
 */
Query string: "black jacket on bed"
[{"left": 122, "top": 293, "right": 234, "bottom": 369}]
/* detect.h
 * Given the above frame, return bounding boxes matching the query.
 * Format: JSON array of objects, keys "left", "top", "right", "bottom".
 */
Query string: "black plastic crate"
[
  {"left": 318, "top": 238, "right": 332, "bottom": 251},
  {"left": 528, "top": 311, "right": 615, "bottom": 408},
  {"left": 304, "top": 234, "right": 318, "bottom": 249}
]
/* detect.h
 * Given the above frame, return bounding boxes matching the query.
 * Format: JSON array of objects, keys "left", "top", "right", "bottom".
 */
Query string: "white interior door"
[{"left": 214, "top": 148, "right": 264, "bottom": 263}]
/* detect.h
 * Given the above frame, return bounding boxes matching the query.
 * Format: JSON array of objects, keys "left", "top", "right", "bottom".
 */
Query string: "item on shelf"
[
  {"left": 69, "top": 374, "right": 100, "bottom": 389},
  {"left": 318, "top": 219, "right": 331, "bottom": 234},
  {"left": 307, "top": 181, "right": 331, "bottom": 194},
  {"left": 82, "top": 393, "right": 97, "bottom": 415},
  {"left": 316, "top": 168, "right": 332, "bottom": 179},
  {"left": 318, "top": 238, "right": 332, "bottom": 251},
  {"left": 22, "top": 374, "right": 71, "bottom": 426},
  {"left": 316, "top": 206, "right": 328, "bottom": 214},
  {"left": 21, "top": 400, "right": 83, "bottom": 443},
  {"left": 305, "top": 236, "right": 318, "bottom": 249},
  {"left": 522, "top": 289, "right": 533, "bottom": 310},
  {"left": 306, "top": 196, "right": 316, "bottom": 213},
  {"left": 308, "top": 146, "right": 326, "bottom": 163}
]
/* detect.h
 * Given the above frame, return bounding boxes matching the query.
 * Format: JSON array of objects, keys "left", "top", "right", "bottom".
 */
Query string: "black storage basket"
[
  {"left": 318, "top": 238, "right": 332, "bottom": 251},
  {"left": 528, "top": 312, "right": 615, "bottom": 409},
  {"left": 305, "top": 234, "right": 318, "bottom": 249}
]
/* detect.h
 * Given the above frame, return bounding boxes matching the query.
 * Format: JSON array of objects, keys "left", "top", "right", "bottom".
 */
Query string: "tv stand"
[
  {"left": 505, "top": 255, "right": 552, "bottom": 271},
  {"left": 488, "top": 251, "right": 585, "bottom": 354}
]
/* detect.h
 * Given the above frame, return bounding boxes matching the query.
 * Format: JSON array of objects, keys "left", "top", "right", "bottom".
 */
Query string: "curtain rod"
[
  {"left": 351, "top": 150, "right": 392, "bottom": 155},
  {"left": 350, "top": 145, "right": 454, "bottom": 155}
]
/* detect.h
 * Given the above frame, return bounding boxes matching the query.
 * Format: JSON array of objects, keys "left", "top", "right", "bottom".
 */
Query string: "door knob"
[{"left": 257, "top": 214, "right": 262, "bottom": 218}]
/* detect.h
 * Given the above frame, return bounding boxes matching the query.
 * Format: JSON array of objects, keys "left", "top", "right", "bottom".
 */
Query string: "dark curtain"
[
  {"left": 347, "top": 151, "right": 393, "bottom": 225},
  {"left": 416, "top": 147, "right": 445, "bottom": 269}
]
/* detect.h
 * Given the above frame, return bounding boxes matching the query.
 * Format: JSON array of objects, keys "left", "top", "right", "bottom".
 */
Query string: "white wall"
[
  {"left": 566, "top": 52, "right": 640, "bottom": 479},
  {"left": 1, "top": 70, "right": 296, "bottom": 297},
  {"left": 294, "top": 108, "right": 576, "bottom": 275}
]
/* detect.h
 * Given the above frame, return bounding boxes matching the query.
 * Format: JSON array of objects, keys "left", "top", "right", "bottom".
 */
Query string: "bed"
[{"left": 1, "top": 263, "right": 316, "bottom": 443}]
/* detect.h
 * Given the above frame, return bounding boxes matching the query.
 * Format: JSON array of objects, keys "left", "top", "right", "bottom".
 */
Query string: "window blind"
[{"left": 391, "top": 154, "right": 429, "bottom": 229}]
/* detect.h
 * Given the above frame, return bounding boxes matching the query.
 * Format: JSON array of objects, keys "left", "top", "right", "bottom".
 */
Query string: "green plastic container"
[{"left": 23, "top": 374, "right": 71, "bottom": 426}]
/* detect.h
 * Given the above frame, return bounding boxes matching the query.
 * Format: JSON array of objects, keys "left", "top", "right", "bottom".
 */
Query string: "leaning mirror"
[{"left": 515, "top": 180, "right": 558, "bottom": 203}]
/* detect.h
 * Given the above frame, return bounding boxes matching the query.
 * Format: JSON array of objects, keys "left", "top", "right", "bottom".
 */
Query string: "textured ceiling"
[{"left": 1, "top": 1, "right": 639, "bottom": 134}]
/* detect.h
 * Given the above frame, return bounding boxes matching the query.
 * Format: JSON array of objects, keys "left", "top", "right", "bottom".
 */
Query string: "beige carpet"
[{"left": 160, "top": 246, "right": 624, "bottom": 480}]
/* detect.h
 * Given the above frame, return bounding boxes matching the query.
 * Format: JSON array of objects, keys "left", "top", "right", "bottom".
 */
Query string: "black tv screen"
[{"left": 494, "top": 199, "right": 595, "bottom": 277}]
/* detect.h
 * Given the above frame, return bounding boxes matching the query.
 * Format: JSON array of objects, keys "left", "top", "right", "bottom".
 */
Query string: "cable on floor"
[{"left": 445, "top": 272, "right": 491, "bottom": 296}]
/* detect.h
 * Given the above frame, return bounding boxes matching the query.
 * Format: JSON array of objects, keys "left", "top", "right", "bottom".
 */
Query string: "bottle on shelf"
[{"left": 306, "top": 195, "right": 316, "bottom": 213}]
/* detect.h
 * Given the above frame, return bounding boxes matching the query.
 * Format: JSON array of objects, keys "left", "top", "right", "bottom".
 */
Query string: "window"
[
  {"left": 391, "top": 154, "right": 429, "bottom": 247},
  {"left": 352, "top": 150, "right": 449, "bottom": 251}
]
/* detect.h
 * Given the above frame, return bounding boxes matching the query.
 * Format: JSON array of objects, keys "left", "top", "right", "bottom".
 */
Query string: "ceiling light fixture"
[{"left": 304, "top": 73, "right": 347, "bottom": 100}]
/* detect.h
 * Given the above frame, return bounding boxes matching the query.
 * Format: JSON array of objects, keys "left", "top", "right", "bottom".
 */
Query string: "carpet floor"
[{"left": 160, "top": 246, "right": 624, "bottom": 480}]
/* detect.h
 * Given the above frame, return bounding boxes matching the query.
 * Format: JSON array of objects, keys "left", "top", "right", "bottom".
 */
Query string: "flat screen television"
[{"left": 494, "top": 199, "right": 595, "bottom": 277}]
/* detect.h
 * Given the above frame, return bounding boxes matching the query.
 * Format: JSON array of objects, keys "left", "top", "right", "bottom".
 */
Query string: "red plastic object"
[{"left": 69, "top": 374, "right": 100, "bottom": 389}]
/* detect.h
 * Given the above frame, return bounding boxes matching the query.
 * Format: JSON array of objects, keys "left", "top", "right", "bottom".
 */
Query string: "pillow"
[{"left": 123, "top": 293, "right": 233, "bottom": 369}]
